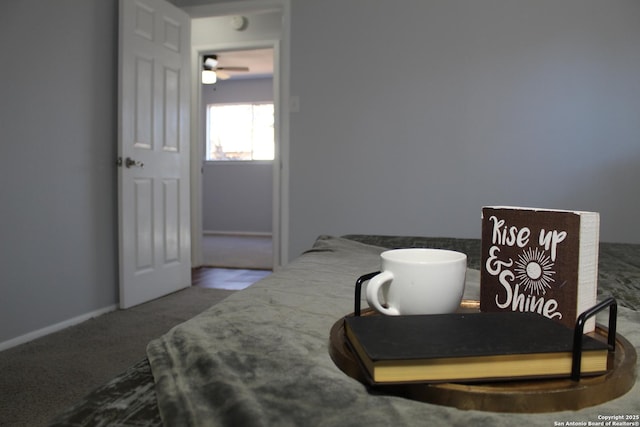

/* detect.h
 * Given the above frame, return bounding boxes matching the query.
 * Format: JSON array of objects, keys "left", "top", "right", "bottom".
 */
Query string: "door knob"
[{"left": 124, "top": 157, "right": 144, "bottom": 168}]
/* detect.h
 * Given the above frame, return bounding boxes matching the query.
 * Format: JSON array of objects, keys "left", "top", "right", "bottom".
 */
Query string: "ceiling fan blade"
[
  {"left": 216, "top": 66, "right": 250, "bottom": 72},
  {"left": 216, "top": 70, "right": 231, "bottom": 80}
]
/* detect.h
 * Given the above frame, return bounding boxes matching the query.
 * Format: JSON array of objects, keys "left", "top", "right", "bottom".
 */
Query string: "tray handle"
[
  {"left": 571, "top": 297, "right": 617, "bottom": 381},
  {"left": 354, "top": 272, "right": 380, "bottom": 316}
]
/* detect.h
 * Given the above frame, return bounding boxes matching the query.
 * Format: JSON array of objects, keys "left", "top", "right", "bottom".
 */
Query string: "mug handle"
[{"left": 365, "top": 271, "right": 399, "bottom": 315}]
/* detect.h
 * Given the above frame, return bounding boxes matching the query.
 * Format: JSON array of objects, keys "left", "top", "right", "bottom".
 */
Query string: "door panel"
[
  {"left": 164, "top": 68, "right": 180, "bottom": 151},
  {"left": 163, "top": 178, "right": 180, "bottom": 263},
  {"left": 134, "top": 57, "right": 153, "bottom": 149},
  {"left": 134, "top": 178, "right": 154, "bottom": 272},
  {"left": 119, "top": 0, "right": 191, "bottom": 308}
]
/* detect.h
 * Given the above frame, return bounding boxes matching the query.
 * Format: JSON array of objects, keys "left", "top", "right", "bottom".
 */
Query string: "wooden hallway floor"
[{"left": 192, "top": 267, "right": 272, "bottom": 291}]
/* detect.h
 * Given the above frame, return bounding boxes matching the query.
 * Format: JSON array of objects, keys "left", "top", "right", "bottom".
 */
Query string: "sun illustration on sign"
[{"left": 514, "top": 247, "right": 556, "bottom": 295}]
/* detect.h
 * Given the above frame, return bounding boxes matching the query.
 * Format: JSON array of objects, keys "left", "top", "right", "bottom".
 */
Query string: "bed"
[{"left": 50, "top": 235, "right": 640, "bottom": 426}]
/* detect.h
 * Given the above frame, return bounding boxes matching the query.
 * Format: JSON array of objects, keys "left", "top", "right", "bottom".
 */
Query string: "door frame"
[{"left": 186, "top": 0, "right": 290, "bottom": 270}]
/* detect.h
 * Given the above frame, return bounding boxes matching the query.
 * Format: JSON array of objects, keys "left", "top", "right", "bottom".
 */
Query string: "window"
[{"left": 206, "top": 103, "right": 274, "bottom": 161}]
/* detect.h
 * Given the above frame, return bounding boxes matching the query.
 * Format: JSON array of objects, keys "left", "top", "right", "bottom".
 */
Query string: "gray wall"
[
  {"left": 288, "top": 0, "right": 640, "bottom": 259},
  {"left": 202, "top": 162, "right": 273, "bottom": 233},
  {"left": 201, "top": 78, "right": 273, "bottom": 233},
  {"left": 0, "top": 0, "right": 118, "bottom": 343}
]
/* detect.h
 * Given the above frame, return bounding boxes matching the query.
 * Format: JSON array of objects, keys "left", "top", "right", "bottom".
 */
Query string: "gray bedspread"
[{"left": 146, "top": 236, "right": 640, "bottom": 427}]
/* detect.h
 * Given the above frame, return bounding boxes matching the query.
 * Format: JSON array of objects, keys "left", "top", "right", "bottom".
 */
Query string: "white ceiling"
[{"left": 208, "top": 48, "right": 274, "bottom": 80}]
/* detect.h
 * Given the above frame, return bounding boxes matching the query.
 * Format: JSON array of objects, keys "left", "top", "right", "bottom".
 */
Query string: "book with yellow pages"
[{"left": 343, "top": 312, "right": 609, "bottom": 384}]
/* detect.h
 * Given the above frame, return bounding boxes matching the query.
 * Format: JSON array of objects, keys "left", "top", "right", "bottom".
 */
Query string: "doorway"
[
  {"left": 187, "top": 3, "right": 290, "bottom": 271},
  {"left": 200, "top": 48, "right": 275, "bottom": 270}
]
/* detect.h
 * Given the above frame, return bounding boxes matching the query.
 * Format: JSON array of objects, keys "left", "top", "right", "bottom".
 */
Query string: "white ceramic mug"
[{"left": 365, "top": 248, "right": 467, "bottom": 315}]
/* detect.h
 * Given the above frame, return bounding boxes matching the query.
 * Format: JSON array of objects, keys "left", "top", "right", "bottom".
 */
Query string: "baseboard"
[
  {"left": 0, "top": 304, "right": 118, "bottom": 352},
  {"left": 203, "top": 230, "right": 273, "bottom": 237}
]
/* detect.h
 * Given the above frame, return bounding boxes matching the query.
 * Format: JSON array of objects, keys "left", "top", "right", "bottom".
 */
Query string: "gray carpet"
[{"left": 0, "top": 286, "right": 235, "bottom": 427}]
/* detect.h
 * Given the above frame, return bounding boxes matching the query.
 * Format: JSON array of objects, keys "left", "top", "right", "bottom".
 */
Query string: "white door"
[{"left": 118, "top": 0, "right": 191, "bottom": 308}]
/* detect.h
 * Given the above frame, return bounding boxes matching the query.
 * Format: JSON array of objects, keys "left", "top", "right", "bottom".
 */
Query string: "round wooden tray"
[{"left": 329, "top": 302, "right": 637, "bottom": 413}]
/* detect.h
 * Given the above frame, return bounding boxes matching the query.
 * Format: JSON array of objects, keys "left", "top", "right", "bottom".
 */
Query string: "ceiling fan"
[{"left": 202, "top": 55, "right": 249, "bottom": 84}]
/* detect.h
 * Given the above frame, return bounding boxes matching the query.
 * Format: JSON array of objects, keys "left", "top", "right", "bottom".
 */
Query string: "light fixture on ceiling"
[
  {"left": 230, "top": 15, "right": 248, "bottom": 31},
  {"left": 202, "top": 69, "right": 216, "bottom": 84},
  {"left": 202, "top": 55, "right": 218, "bottom": 84}
]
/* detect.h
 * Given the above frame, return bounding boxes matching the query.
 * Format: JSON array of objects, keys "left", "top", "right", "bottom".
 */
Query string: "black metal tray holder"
[
  {"left": 571, "top": 297, "right": 617, "bottom": 381},
  {"left": 352, "top": 272, "right": 618, "bottom": 382}
]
